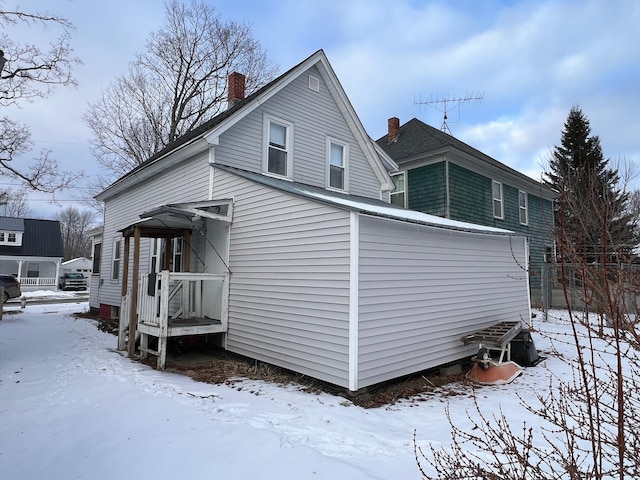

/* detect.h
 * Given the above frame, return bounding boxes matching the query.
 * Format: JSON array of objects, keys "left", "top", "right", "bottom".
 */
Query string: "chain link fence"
[{"left": 540, "top": 263, "right": 640, "bottom": 317}]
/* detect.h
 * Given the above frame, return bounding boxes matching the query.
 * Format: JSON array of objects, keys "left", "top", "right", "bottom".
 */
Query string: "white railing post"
[
  {"left": 159, "top": 270, "right": 170, "bottom": 326},
  {"left": 118, "top": 290, "right": 130, "bottom": 351},
  {"left": 157, "top": 270, "right": 170, "bottom": 369}
]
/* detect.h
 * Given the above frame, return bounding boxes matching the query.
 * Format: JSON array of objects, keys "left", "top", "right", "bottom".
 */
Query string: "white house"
[
  {"left": 0, "top": 216, "right": 63, "bottom": 291},
  {"left": 94, "top": 50, "right": 531, "bottom": 392}
]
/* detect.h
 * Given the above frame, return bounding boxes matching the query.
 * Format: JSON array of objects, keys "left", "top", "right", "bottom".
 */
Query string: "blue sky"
[{"left": 6, "top": 0, "right": 640, "bottom": 218}]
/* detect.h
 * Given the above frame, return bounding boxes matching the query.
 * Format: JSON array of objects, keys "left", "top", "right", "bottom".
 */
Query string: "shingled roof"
[
  {"left": 375, "top": 117, "right": 552, "bottom": 194},
  {"left": 376, "top": 118, "right": 503, "bottom": 163},
  {"left": 0, "top": 218, "right": 64, "bottom": 258}
]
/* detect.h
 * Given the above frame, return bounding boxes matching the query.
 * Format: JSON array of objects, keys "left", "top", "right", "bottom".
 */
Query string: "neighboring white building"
[{"left": 61, "top": 257, "right": 92, "bottom": 280}]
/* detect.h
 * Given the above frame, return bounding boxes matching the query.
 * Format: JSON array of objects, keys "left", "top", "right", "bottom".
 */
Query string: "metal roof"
[
  {"left": 0, "top": 217, "right": 25, "bottom": 232},
  {"left": 214, "top": 164, "right": 514, "bottom": 236},
  {"left": 0, "top": 218, "right": 64, "bottom": 257}
]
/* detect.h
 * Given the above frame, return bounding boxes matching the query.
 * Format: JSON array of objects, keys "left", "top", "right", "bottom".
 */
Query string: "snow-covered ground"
[{"left": 0, "top": 300, "right": 599, "bottom": 479}]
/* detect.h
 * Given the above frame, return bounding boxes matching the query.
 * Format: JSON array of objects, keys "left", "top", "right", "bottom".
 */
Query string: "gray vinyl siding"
[
  {"left": 99, "top": 153, "right": 210, "bottom": 307},
  {"left": 212, "top": 169, "right": 353, "bottom": 388},
  {"left": 214, "top": 65, "right": 383, "bottom": 200},
  {"left": 410, "top": 161, "right": 554, "bottom": 297},
  {"left": 357, "top": 215, "right": 530, "bottom": 389}
]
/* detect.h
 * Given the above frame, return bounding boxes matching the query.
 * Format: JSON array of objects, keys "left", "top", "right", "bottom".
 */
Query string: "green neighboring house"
[{"left": 376, "top": 117, "right": 556, "bottom": 304}]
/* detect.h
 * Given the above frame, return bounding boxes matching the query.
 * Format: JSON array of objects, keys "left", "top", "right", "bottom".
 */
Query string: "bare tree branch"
[
  {"left": 56, "top": 206, "right": 95, "bottom": 260},
  {"left": 0, "top": 2, "right": 83, "bottom": 194},
  {"left": 84, "top": 0, "right": 278, "bottom": 177},
  {"left": 0, "top": 187, "right": 31, "bottom": 217}
]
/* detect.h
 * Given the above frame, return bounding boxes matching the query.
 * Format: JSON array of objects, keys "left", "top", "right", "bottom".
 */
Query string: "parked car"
[
  {"left": 0, "top": 275, "right": 21, "bottom": 303},
  {"left": 59, "top": 272, "right": 88, "bottom": 291}
]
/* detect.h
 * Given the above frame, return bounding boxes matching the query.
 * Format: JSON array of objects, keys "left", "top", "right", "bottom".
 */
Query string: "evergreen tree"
[{"left": 544, "top": 106, "right": 637, "bottom": 263}]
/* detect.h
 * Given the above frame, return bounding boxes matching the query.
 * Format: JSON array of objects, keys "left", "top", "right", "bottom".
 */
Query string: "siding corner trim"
[{"left": 349, "top": 211, "right": 359, "bottom": 391}]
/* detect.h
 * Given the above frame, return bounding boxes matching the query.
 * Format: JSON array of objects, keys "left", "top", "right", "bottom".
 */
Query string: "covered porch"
[
  {"left": 117, "top": 200, "right": 233, "bottom": 369},
  {"left": 0, "top": 256, "right": 61, "bottom": 291}
]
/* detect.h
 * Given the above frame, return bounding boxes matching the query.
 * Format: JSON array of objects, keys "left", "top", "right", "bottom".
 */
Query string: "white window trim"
[
  {"left": 390, "top": 171, "right": 406, "bottom": 207},
  {"left": 149, "top": 238, "right": 161, "bottom": 273},
  {"left": 262, "top": 113, "right": 294, "bottom": 179},
  {"left": 111, "top": 237, "right": 122, "bottom": 281},
  {"left": 0, "top": 230, "right": 23, "bottom": 246},
  {"left": 326, "top": 137, "right": 349, "bottom": 191},
  {"left": 519, "top": 190, "right": 529, "bottom": 225},
  {"left": 492, "top": 180, "right": 504, "bottom": 219}
]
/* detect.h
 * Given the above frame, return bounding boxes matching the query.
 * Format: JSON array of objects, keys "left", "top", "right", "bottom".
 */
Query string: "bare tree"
[
  {"left": 0, "top": 188, "right": 31, "bottom": 217},
  {"left": 84, "top": 0, "right": 279, "bottom": 178},
  {"left": 56, "top": 206, "right": 94, "bottom": 260},
  {"left": 0, "top": 2, "right": 83, "bottom": 192}
]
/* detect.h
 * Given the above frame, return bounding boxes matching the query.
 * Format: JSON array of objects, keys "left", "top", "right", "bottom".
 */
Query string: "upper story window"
[
  {"left": 263, "top": 114, "right": 293, "bottom": 178},
  {"left": 112, "top": 237, "right": 121, "bottom": 281},
  {"left": 0, "top": 230, "right": 23, "bottom": 246},
  {"left": 492, "top": 180, "right": 504, "bottom": 219},
  {"left": 519, "top": 190, "right": 528, "bottom": 225},
  {"left": 327, "top": 138, "right": 348, "bottom": 190},
  {"left": 391, "top": 172, "right": 406, "bottom": 207}
]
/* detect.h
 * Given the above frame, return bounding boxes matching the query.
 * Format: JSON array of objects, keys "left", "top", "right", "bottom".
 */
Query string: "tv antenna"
[{"left": 414, "top": 92, "right": 484, "bottom": 135}]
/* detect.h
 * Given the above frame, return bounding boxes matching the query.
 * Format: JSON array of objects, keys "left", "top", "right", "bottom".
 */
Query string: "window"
[
  {"left": 150, "top": 238, "right": 161, "bottom": 273},
  {"left": 519, "top": 190, "right": 528, "bottom": 225},
  {"left": 92, "top": 242, "right": 102, "bottom": 274},
  {"left": 112, "top": 238, "right": 121, "bottom": 280},
  {"left": 172, "top": 238, "right": 183, "bottom": 273},
  {"left": 327, "top": 138, "right": 348, "bottom": 190},
  {"left": 391, "top": 172, "right": 406, "bottom": 207},
  {"left": 149, "top": 238, "right": 183, "bottom": 272},
  {"left": 492, "top": 180, "right": 503, "bottom": 219},
  {"left": 0, "top": 231, "right": 22, "bottom": 245},
  {"left": 263, "top": 115, "right": 293, "bottom": 178},
  {"left": 267, "top": 120, "right": 289, "bottom": 177},
  {"left": 27, "top": 263, "right": 39, "bottom": 278}
]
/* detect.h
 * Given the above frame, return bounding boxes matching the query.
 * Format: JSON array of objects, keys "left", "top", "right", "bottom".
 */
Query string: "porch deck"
[
  {"left": 138, "top": 316, "right": 225, "bottom": 337},
  {"left": 119, "top": 270, "right": 229, "bottom": 369}
]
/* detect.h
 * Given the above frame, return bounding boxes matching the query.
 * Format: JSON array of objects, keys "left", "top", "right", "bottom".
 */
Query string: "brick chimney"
[
  {"left": 227, "top": 71, "right": 246, "bottom": 108},
  {"left": 388, "top": 117, "right": 400, "bottom": 142}
]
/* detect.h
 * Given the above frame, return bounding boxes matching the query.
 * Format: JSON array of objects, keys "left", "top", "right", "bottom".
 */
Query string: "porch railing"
[
  {"left": 19, "top": 277, "right": 57, "bottom": 287},
  {"left": 137, "top": 270, "right": 229, "bottom": 330}
]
